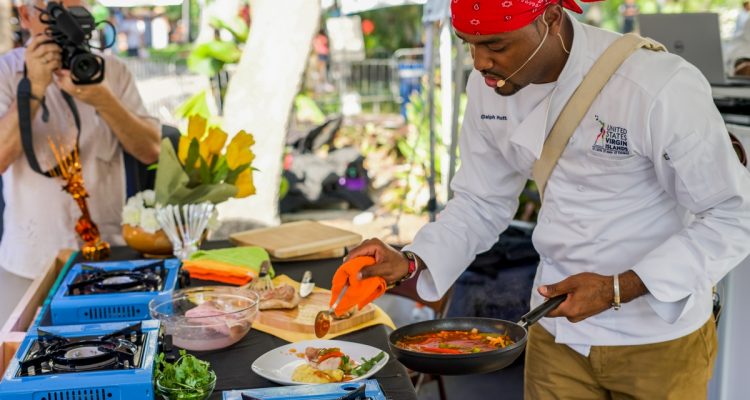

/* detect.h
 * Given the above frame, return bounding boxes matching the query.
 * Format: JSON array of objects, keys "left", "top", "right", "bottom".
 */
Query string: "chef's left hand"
[
  {"left": 538, "top": 272, "right": 613, "bottom": 323},
  {"left": 54, "top": 70, "right": 113, "bottom": 106}
]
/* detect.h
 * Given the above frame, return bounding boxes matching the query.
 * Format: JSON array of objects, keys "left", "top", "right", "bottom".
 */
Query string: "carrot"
[
  {"left": 419, "top": 346, "right": 463, "bottom": 354},
  {"left": 318, "top": 351, "right": 345, "bottom": 362}
]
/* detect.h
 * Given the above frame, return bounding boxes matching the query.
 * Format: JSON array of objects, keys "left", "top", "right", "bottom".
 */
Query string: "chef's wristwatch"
[{"left": 396, "top": 251, "right": 420, "bottom": 286}]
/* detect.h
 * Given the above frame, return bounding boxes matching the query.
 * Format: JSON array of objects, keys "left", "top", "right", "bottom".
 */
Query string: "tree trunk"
[
  {"left": 214, "top": 0, "right": 319, "bottom": 235},
  {"left": 0, "top": 0, "right": 12, "bottom": 54}
]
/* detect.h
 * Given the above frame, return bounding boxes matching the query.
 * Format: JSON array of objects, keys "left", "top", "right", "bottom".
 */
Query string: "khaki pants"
[{"left": 525, "top": 318, "right": 717, "bottom": 400}]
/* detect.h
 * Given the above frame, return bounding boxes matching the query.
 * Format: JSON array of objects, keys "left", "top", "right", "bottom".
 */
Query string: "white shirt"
[
  {"left": 0, "top": 48, "right": 156, "bottom": 279},
  {"left": 405, "top": 16, "right": 750, "bottom": 355}
]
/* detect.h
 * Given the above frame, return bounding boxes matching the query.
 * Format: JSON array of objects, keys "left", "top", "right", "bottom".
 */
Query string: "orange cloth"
[
  {"left": 182, "top": 259, "right": 257, "bottom": 285},
  {"left": 330, "top": 256, "right": 386, "bottom": 317}
]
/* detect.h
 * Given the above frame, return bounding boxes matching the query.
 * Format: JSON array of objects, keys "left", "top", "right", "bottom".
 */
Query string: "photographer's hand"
[
  {"left": 25, "top": 34, "right": 62, "bottom": 98},
  {"left": 55, "top": 70, "right": 112, "bottom": 105}
]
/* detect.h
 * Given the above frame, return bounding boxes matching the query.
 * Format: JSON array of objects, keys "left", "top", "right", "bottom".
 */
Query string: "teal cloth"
[{"left": 188, "top": 246, "right": 275, "bottom": 277}]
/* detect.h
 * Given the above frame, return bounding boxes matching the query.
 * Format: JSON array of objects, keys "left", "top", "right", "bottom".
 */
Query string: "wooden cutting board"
[
  {"left": 258, "top": 291, "right": 376, "bottom": 335},
  {"left": 229, "top": 221, "right": 362, "bottom": 259}
]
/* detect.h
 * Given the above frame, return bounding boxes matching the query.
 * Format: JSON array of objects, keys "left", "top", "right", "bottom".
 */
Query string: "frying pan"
[{"left": 388, "top": 294, "right": 566, "bottom": 375}]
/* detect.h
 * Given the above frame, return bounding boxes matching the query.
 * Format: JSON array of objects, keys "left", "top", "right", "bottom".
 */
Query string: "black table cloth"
[{"left": 59, "top": 242, "right": 416, "bottom": 400}]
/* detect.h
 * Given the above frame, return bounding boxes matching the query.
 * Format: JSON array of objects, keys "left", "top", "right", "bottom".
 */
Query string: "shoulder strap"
[
  {"left": 531, "top": 33, "right": 665, "bottom": 200},
  {"left": 17, "top": 65, "right": 82, "bottom": 177}
]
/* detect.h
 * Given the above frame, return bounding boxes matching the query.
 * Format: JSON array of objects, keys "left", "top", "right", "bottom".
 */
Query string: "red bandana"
[{"left": 451, "top": 0, "right": 601, "bottom": 35}]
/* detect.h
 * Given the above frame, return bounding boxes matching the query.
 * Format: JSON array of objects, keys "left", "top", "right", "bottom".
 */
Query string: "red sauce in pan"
[{"left": 395, "top": 329, "right": 513, "bottom": 354}]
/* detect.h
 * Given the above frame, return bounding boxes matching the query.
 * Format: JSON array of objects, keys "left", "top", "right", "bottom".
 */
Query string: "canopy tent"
[
  {"left": 338, "top": 0, "right": 427, "bottom": 15},
  {"left": 97, "top": 0, "right": 183, "bottom": 6}
]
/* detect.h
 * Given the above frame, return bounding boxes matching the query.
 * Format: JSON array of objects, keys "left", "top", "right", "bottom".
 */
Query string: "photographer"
[{"left": 0, "top": 0, "right": 160, "bottom": 321}]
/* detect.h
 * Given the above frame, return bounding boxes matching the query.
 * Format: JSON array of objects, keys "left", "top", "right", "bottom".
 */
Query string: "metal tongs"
[{"left": 314, "top": 282, "right": 349, "bottom": 338}]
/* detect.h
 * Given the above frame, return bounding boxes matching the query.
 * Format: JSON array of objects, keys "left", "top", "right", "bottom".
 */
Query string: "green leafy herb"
[
  {"left": 154, "top": 350, "right": 216, "bottom": 392},
  {"left": 340, "top": 355, "right": 353, "bottom": 374},
  {"left": 351, "top": 352, "right": 385, "bottom": 376}
]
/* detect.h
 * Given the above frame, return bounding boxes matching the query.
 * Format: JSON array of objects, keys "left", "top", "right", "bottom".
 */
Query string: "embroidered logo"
[
  {"left": 480, "top": 114, "right": 507, "bottom": 121},
  {"left": 591, "top": 115, "right": 630, "bottom": 156}
]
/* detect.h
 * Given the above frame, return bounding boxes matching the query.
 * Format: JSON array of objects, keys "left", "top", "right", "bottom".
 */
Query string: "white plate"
[{"left": 251, "top": 339, "right": 389, "bottom": 385}]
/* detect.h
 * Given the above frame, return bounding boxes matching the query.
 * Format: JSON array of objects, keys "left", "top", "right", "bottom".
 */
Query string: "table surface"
[{"left": 64, "top": 241, "right": 417, "bottom": 400}]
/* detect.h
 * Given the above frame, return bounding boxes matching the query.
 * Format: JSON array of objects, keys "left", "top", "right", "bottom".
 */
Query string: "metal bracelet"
[{"left": 612, "top": 273, "right": 621, "bottom": 310}]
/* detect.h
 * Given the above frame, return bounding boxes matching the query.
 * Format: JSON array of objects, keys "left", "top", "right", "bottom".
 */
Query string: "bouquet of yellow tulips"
[{"left": 154, "top": 115, "right": 256, "bottom": 206}]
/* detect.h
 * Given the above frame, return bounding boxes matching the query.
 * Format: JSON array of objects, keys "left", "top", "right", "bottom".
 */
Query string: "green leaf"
[
  {"left": 184, "top": 138, "right": 201, "bottom": 176},
  {"left": 174, "top": 90, "right": 212, "bottom": 120},
  {"left": 351, "top": 352, "right": 385, "bottom": 376},
  {"left": 209, "top": 15, "right": 249, "bottom": 43},
  {"left": 294, "top": 94, "right": 325, "bottom": 125},
  {"left": 225, "top": 164, "right": 249, "bottom": 185},
  {"left": 187, "top": 41, "right": 242, "bottom": 76},
  {"left": 212, "top": 158, "right": 230, "bottom": 184},
  {"left": 154, "top": 138, "right": 238, "bottom": 206},
  {"left": 198, "top": 157, "right": 212, "bottom": 184},
  {"left": 154, "top": 351, "right": 215, "bottom": 392},
  {"left": 279, "top": 175, "right": 289, "bottom": 200}
]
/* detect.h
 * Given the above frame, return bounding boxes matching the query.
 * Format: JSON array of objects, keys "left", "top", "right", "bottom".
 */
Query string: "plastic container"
[{"left": 149, "top": 286, "right": 260, "bottom": 351}]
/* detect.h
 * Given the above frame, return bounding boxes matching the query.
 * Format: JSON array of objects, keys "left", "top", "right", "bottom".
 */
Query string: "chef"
[{"left": 347, "top": 0, "right": 750, "bottom": 398}]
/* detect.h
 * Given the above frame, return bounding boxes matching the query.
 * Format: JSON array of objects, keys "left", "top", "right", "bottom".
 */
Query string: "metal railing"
[{"left": 119, "top": 57, "right": 201, "bottom": 127}]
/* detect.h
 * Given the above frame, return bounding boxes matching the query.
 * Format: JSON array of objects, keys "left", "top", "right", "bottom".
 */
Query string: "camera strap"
[{"left": 17, "top": 64, "right": 82, "bottom": 177}]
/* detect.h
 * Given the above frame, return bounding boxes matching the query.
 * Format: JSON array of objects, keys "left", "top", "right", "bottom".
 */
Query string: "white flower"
[
  {"left": 121, "top": 203, "right": 142, "bottom": 226},
  {"left": 139, "top": 208, "right": 161, "bottom": 234},
  {"left": 123, "top": 190, "right": 163, "bottom": 232},
  {"left": 142, "top": 190, "right": 156, "bottom": 207}
]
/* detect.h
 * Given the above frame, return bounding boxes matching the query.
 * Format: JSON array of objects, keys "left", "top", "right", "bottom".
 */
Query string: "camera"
[{"left": 39, "top": 1, "right": 109, "bottom": 85}]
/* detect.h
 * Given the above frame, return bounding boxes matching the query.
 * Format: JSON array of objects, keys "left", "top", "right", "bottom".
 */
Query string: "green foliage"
[
  {"left": 592, "top": 0, "right": 743, "bottom": 33},
  {"left": 175, "top": 90, "right": 213, "bottom": 121},
  {"left": 295, "top": 94, "right": 326, "bottom": 125},
  {"left": 358, "top": 5, "right": 424, "bottom": 57},
  {"left": 209, "top": 16, "right": 249, "bottom": 43},
  {"left": 392, "top": 84, "right": 466, "bottom": 213},
  {"left": 188, "top": 41, "right": 242, "bottom": 77},
  {"left": 149, "top": 44, "right": 192, "bottom": 65},
  {"left": 154, "top": 139, "right": 238, "bottom": 205},
  {"left": 154, "top": 350, "right": 216, "bottom": 392},
  {"left": 350, "top": 352, "right": 386, "bottom": 376}
]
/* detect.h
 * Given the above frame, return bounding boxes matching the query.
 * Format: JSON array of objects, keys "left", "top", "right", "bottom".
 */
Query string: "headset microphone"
[{"left": 496, "top": 9, "right": 551, "bottom": 88}]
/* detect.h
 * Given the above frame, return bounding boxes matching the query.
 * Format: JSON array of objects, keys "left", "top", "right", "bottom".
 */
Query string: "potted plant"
[{"left": 122, "top": 115, "right": 256, "bottom": 257}]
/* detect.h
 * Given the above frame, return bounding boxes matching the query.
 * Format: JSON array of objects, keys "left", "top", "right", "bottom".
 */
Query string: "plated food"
[
  {"left": 291, "top": 346, "right": 385, "bottom": 383},
  {"left": 251, "top": 339, "right": 389, "bottom": 385},
  {"left": 394, "top": 328, "right": 514, "bottom": 354}
]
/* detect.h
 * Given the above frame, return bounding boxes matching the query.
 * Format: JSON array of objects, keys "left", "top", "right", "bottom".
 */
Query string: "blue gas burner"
[
  {"left": 49, "top": 259, "right": 184, "bottom": 325},
  {"left": 0, "top": 320, "right": 160, "bottom": 400}
]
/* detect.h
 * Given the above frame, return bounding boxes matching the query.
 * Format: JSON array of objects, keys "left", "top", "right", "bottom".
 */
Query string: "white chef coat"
[
  {"left": 405, "top": 15, "right": 750, "bottom": 355},
  {"left": 0, "top": 47, "right": 156, "bottom": 279}
]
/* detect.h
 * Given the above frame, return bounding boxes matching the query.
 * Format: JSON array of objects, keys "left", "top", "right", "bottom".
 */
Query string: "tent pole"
[
  {"left": 448, "top": 28, "right": 465, "bottom": 200},
  {"left": 425, "top": 20, "right": 438, "bottom": 222}
]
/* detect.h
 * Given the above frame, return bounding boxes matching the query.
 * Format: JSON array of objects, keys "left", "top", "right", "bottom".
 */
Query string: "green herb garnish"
[
  {"left": 154, "top": 350, "right": 216, "bottom": 392},
  {"left": 340, "top": 355, "right": 353, "bottom": 374},
  {"left": 351, "top": 352, "right": 385, "bottom": 376}
]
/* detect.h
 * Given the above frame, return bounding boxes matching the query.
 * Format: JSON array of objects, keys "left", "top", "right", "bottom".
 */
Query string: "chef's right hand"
[
  {"left": 345, "top": 238, "right": 409, "bottom": 285},
  {"left": 24, "top": 34, "right": 62, "bottom": 98}
]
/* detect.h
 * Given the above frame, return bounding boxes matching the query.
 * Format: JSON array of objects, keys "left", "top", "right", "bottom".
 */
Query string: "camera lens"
[{"left": 70, "top": 53, "right": 104, "bottom": 84}]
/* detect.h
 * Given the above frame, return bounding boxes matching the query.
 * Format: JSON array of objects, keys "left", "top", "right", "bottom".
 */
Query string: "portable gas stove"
[
  {"left": 49, "top": 259, "right": 185, "bottom": 325},
  {"left": 0, "top": 320, "right": 161, "bottom": 400}
]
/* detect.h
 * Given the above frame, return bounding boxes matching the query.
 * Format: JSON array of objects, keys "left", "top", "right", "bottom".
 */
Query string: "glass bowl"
[
  {"left": 155, "top": 372, "right": 216, "bottom": 400},
  {"left": 149, "top": 286, "right": 260, "bottom": 351}
]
